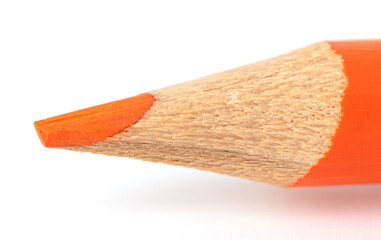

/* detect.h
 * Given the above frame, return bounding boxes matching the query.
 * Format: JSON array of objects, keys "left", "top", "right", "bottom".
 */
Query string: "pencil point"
[
  {"left": 34, "top": 93, "right": 156, "bottom": 148},
  {"left": 34, "top": 122, "right": 50, "bottom": 147}
]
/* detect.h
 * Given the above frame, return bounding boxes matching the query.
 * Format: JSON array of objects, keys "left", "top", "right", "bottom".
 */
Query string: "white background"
[{"left": 1, "top": 0, "right": 381, "bottom": 239}]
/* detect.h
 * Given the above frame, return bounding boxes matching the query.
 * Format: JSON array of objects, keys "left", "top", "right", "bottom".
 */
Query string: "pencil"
[{"left": 35, "top": 40, "right": 381, "bottom": 187}]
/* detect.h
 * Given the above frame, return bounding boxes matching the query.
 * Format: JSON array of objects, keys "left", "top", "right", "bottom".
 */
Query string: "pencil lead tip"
[
  {"left": 34, "top": 121, "right": 50, "bottom": 147},
  {"left": 34, "top": 93, "right": 156, "bottom": 148}
]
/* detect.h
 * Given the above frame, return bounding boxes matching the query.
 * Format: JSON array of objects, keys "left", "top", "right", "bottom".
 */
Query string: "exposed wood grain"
[{"left": 64, "top": 42, "right": 347, "bottom": 186}]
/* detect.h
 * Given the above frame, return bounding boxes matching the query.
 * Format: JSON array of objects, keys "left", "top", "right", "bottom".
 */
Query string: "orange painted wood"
[
  {"left": 34, "top": 93, "right": 156, "bottom": 147},
  {"left": 293, "top": 40, "right": 381, "bottom": 186}
]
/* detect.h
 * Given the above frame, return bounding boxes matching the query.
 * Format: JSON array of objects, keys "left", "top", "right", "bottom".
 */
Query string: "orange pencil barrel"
[{"left": 293, "top": 40, "right": 381, "bottom": 186}]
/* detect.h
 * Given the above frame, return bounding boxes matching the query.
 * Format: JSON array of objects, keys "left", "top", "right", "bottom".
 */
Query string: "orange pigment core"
[
  {"left": 34, "top": 93, "right": 156, "bottom": 147},
  {"left": 293, "top": 40, "right": 381, "bottom": 186}
]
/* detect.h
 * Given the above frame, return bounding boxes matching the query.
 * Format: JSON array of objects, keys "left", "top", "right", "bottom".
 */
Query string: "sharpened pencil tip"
[{"left": 34, "top": 122, "right": 50, "bottom": 147}]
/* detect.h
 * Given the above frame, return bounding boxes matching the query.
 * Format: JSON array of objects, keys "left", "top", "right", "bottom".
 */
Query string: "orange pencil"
[{"left": 35, "top": 40, "right": 381, "bottom": 187}]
